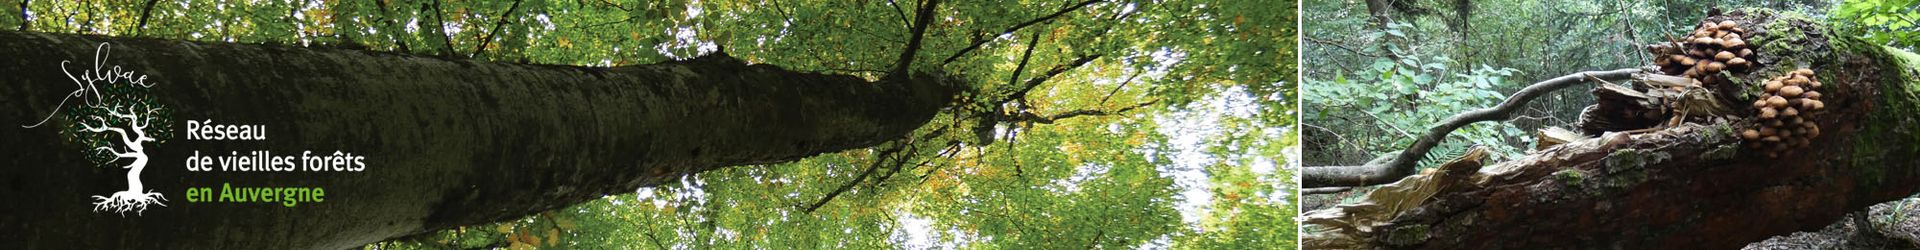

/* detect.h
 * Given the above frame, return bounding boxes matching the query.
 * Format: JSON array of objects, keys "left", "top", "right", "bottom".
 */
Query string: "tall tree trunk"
[
  {"left": 0, "top": 31, "right": 955, "bottom": 249},
  {"left": 1305, "top": 10, "right": 1920, "bottom": 249}
]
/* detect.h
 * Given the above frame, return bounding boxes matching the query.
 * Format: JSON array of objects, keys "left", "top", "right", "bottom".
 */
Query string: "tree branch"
[
  {"left": 886, "top": 0, "right": 911, "bottom": 30},
  {"left": 888, "top": 0, "right": 941, "bottom": 77},
  {"left": 134, "top": 0, "right": 159, "bottom": 35},
  {"left": 804, "top": 142, "right": 907, "bottom": 213},
  {"left": 81, "top": 114, "right": 136, "bottom": 148},
  {"left": 129, "top": 106, "right": 155, "bottom": 143},
  {"left": 1003, "top": 54, "right": 1100, "bottom": 102},
  {"left": 867, "top": 129, "right": 948, "bottom": 188},
  {"left": 1010, "top": 101, "right": 1155, "bottom": 124},
  {"left": 1086, "top": 229, "right": 1105, "bottom": 249},
  {"left": 1301, "top": 187, "right": 1353, "bottom": 195},
  {"left": 916, "top": 140, "right": 965, "bottom": 183},
  {"left": 16, "top": 0, "right": 26, "bottom": 32},
  {"left": 430, "top": 0, "right": 458, "bottom": 56},
  {"left": 93, "top": 146, "right": 121, "bottom": 157},
  {"left": 642, "top": 232, "right": 669, "bottom": 250},
  {"left": 938, "top": 0, "right": 1104, "bottom": 65},
  {"left": 1005, "top": 29, "right": 1043, "bottom": 93},
  {"left": 374, "top": 0, "right": 411, "bottom": 52},
  {"left": 470, "top": 0, "right": 524, "bottom": 58},
  {"left": 75, "top": 1, "right": 93, "bottom": 34},
  {"left": 1096, "top": 70, "right": 1143, "bottom": 105},
  {"left": 572, "top": 16, "right": 641, "bottom": 30},
  {"left": 1303, "top": 68, "right": 1641, "bottom": 188},
  {"left": 768, "top": 0, "right": 795, "bottom": 24}
]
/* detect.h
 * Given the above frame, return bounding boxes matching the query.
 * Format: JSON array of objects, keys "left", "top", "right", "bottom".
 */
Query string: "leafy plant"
[
  {"left": 1305, "top": 54, "right": 1528, "bottom": 170},
  {"left": 1833, "top": 0, "right": 1920, "bottom": 50}
]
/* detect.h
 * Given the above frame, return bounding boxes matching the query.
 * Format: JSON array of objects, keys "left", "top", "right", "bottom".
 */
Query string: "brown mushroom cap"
[
  {"left": 1780, "top": 85, "right": 1805, "bottom": 98},
  {"left": 1722, "top": 38, "right": 1746, "bottom": 48},
  {"left": 1693, "top": 37, "right": 1715, "bottom": 44},
  {"left": 1739, "top": 69, "right": 1828, "bottom": 152},
  {"left": 1767, "top": 96, "right": 1789, "bottom": 108}
]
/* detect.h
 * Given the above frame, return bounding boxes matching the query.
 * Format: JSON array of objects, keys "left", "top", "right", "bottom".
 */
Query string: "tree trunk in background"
[
  {"left": 1364, "top": 0, "right": 1392, "bottom": 26},
  {"left": 0, "top": 31, "right": 955, "bottom": 249},
  {"left": 1305, "top": 10, "right": 1920, "bottom": 249}
]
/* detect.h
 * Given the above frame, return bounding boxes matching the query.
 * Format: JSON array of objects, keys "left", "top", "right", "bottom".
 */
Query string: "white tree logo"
[
  {"left": 21, "top": 43, "right": 173, "bottom": 216},
  {"left": 81, "top": 104, "right": 168, "bottom": 215}
]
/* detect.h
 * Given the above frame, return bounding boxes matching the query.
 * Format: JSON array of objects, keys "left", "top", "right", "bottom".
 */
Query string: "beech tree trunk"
[
  {"left": 1304, "top": 10, "right": 1920, "bottom": 249},
  {"left": 0, "top": 31, "right": 955, "bottom": 249}
]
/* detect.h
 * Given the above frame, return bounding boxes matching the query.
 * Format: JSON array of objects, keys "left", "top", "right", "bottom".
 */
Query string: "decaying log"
[
  {"left": 1305, "top": 9, "right": 1920, "bottom": 249},
  {"left": 1578, "top": 82, "right": 1665, "bottom": 134}
]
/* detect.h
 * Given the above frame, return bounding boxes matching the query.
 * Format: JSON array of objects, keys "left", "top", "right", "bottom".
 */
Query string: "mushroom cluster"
[
  {"left": 1651, "top": 20, "right": 1756, "bottom": 85},
  {"left": 1740, "top": 69, "right": 1825, "bottom": 157}
]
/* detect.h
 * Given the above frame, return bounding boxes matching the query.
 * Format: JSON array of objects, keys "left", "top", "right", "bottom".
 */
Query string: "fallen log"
[{"left": 1304, "top": 9, "right": 1920, "bottom": 249}]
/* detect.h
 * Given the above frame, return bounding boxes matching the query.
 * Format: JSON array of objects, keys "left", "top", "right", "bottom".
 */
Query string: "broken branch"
[{"left": 1303, "top": 68, "right": 1641, "bottom": 188}]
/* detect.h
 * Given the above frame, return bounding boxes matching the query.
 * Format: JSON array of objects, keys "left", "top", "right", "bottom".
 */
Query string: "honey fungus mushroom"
[
  {"left": 1650, "top": 19, "right": 1758, "bottom": 85},
  {"left": 1740, "top": 69, "right": 1826, "bottom": 157}
]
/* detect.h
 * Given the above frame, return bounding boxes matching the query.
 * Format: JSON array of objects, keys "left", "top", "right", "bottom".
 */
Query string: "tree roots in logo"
[{"left": 91, "top": 190, "right": 167, "bottom": 216}]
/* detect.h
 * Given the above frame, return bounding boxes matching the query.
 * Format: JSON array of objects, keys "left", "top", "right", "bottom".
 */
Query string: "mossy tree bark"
[
  {"left": 0, "top": 31, "right": 955, "bottom": 249},
  {"left": 1305, "top": 10, "right": 1920, "bottom": 249}
]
